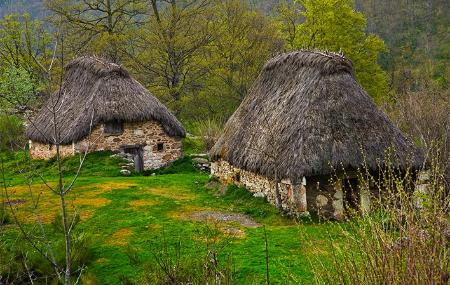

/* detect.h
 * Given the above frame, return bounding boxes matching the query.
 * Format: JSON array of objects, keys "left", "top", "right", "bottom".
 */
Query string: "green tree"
[
  {"left": 277, "top": 0, "right": 388, "bottom": 102},
  {"left": 0, "top": 65, "right": 41, "bottom": 113},
  {"left": 198, "top": 0, "right": 282, "bottom": 119},
  {"left": 0, "top": 13, "right": 52, "bottom": 82}
]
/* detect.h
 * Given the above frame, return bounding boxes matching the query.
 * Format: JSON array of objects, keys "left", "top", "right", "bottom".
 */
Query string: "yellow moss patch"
[
  {"left": 95, "top": 258, "right": 109, "bottom": 264},
  {"left": 107, "top": 228, "right": 133, "bottom": 246},
  {"left": 146, "top": 224, "right": 162, "bottom": 230},
  {"left": 19, "top": 211, "right": 57, "bottom": 224},
  {"left": 6, "top": 183, "right": 57, "bottom": 196},
  {"left": 78, "top": 181, "right": 136, "bottom": 194},
  {"left": 79, "top": 210, "right": 94, "bottom": 221},
  {"left": 144, "top": 187, "right": 196, "bottom": 201},
  {"left": 71, "top": 198, "right": 110, "bottom": 207},
  {"left": 4, "top": 181, "right": 135, "bottom": 225},
  {"left": 128, "top": 199, "right": 157, "bottom": 208}
]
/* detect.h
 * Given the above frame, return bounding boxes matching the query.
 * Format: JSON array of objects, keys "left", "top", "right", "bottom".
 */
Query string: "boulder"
[
  {"left": 253, "top": 192, "right": 265, "bottom": 198},
  {"left": 193, "top": 157, "right": 209, "bottom": 164},
  {"left": 120, "top": 169, "right": 131, "bottom": 176}
]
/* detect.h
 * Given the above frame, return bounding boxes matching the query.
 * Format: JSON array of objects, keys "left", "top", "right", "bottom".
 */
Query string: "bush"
[
  {"left": 309, "top": 150, "right": 449, "bottom": 285},
  {"left": 0, "top": 115, "right": 25, "bottom": 151}
]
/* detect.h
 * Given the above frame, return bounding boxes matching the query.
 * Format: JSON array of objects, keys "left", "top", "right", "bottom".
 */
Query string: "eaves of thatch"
[
  {"left": 26, "top": 56, "right": 185, "bottom": 144},
  {"left": 210, "top": 51, "right": 423, "bottom": 183}
]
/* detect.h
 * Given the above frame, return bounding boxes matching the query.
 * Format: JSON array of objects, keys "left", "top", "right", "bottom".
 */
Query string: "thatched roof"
[
  {"left": 27, "top": 56, "right": 185, "bottom": 144},
  {"left": 210, "top": 51, "right": 423, "bottom": 183}
]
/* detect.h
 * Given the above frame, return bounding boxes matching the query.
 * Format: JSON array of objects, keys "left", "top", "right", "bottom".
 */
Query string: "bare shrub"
[
  {"left": 309, "top": 149, "right": 449, "bottom": 285},
  {"left": 383, "top": 89, "right": 450, "bottom": 179},
  {"left": 139, "top": 225, "right": 236, "bottom": 285}
]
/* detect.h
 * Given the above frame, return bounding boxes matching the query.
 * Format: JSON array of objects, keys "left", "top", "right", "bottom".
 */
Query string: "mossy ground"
[{"left": 1, "top": 149, "right": 342, "bottom": 284}]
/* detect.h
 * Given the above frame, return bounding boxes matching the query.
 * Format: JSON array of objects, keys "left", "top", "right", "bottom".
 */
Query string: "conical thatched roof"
[
  {"left": 210, "top": 51, "right": 423, "bottom": 183},
  {"left": 27, "top": 56, "right": 185, "bottom": 144}
]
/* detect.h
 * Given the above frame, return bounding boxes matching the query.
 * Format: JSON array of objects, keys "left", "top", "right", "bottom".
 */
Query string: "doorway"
[{"left": 122, "top": 145, "right": 144, "bottom": 173}]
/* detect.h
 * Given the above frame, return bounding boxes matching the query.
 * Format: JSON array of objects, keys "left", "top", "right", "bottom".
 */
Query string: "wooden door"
[{"left": 123, "top": 145, "right": 144, "bottom": 173}]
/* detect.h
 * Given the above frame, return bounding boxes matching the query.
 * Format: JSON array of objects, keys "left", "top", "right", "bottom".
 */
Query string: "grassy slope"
[{"left": 1, "top": 147, "right": 341, "bottom": 284}]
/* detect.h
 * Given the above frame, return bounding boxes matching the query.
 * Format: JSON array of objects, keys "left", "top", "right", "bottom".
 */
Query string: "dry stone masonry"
[
  {"left": 212, "top": 160, "right": 372, "bottom": 219},
  {"left": 29, "top": 120, "right": 182, "bottom": 170}
]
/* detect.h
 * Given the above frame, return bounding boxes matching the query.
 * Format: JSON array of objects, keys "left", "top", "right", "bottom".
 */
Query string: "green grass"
[{"left": 0, "top": 151, "right": 343, "bottom": 284}]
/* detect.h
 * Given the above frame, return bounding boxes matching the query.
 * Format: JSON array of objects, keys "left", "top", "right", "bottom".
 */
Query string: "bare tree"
[
  {"left": 125, "top": 0, "right": 213, "bottom": 115},
  {"left": 1, "top": 34, "right": 95, "bottom": 285}
]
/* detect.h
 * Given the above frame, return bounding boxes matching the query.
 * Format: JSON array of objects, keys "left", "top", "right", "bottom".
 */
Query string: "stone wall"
[
  {"left": 211, "top": 160, "right": 308, "bottom": 215},
  {"left": 211, "top": 160, "right": 371, "bottom": 219},
  {"left": 29, "top": 142, "right": 75, "bottom": 160},
  {"left": 29, "top": 121, "right": 182, "bottom": 170}
]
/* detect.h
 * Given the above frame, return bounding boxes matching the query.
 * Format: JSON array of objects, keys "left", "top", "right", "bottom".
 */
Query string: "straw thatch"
[
  {"left": 210, "top": 51, "right": 423, "bottom": 183},
  {"left": 27, "top": 56, "right": 185, "bottom": 144}
]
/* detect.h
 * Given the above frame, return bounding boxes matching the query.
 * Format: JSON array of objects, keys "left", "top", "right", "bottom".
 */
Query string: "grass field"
[{"left": 0, "top": 149, "right": 343, "bottom": 284}]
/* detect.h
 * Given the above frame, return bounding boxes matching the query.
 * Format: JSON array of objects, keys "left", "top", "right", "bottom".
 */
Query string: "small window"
[
  {"left": 157, "top": 143, "right": 164, "bottom": 152},
  {"left": 234, "top": 172, "right": 241, "bottom": 183},
  {"left": 104, "top": 120, "right": 124, "bottom": 135}
]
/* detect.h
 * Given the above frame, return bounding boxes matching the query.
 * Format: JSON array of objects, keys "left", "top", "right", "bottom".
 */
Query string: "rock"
[
  {"left": 151, "top": 173, "right": 156, "bottom": 176},
  {"left": 193, "top": 157, "right": 209, "bottom": 164},
  {"left": 120, "top": 169, "right": 131, "bottom": 176},
  {"left": 253, "top": 192, "right": 265, "bottom": 198},
  {"left": 191, "top": 153, "right": 208, "bottom": 158},
  {"left": 297, "top": 211, "right": 311, "bottom": 218},
  {"left": 417, "top": 170, "right": 430, "bottom": 182},
  {"left": 316, "top": 194, "right": 329, "bottom": 207}
]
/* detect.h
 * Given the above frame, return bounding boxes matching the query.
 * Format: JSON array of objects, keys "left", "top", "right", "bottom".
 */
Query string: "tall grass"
[
  {"left": 309, "top": 148, "right": 449, "bottom": 285},
  {"left": 191, "top": 117, "right": 224, "bottom": 152}
]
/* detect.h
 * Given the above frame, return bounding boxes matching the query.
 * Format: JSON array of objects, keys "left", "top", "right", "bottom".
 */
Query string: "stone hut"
[
  {"left": 26, "top": 56, "right": 185, "bottom": 171},
  {"left": 210, "top": 51, "right": 423, "bottom": 219}
]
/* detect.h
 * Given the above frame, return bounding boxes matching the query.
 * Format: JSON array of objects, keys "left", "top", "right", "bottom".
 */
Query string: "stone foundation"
[
  {"left": 29, "top": 121, "right": 182, "bottom": 170},
  {"left": 211, "top": 160, "right": 371, "bottom": 219}
]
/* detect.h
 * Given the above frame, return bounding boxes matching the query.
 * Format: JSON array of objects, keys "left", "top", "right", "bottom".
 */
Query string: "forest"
[{"left": 0, "top": 0, "right": 448, "bottom": 284}]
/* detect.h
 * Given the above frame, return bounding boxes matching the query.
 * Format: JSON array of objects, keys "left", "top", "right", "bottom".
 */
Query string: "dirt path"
[{"left": 190, "top": 211, "right": 261, "bottom": 228}]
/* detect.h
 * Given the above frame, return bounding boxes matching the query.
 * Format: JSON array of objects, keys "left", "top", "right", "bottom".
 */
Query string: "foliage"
[
  {"left": 191, "top": 117, "right": 224, "bottom": 152},
  {"left": 0, "top": 115, "right": 25, "bottom": 151},
  {"left": 357, "top": 0, "right": 449, "bottom": 93},
  {"left": 125, "top": 0, "right": 282, "bottom": 121},
  {"left": 0, "top": 65, "right": 42, "bottom": 113},
  {"left": 127, "top": 0, "right": 213, "bottom": 117},
  {"left": 277, "top": 0, "right": 388, "bottom": 102},
  {"left": 198, "top": 0, "right": 282, "bottom": 119},
  {"left": 0, "top": 13, "right": 52, "bottom": 83},
  {"left": 46, "top": 0, "right": 148, "bottom": 62},
  {"left": 309, "top": 149, "right": 449, "bottom": 285}
]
